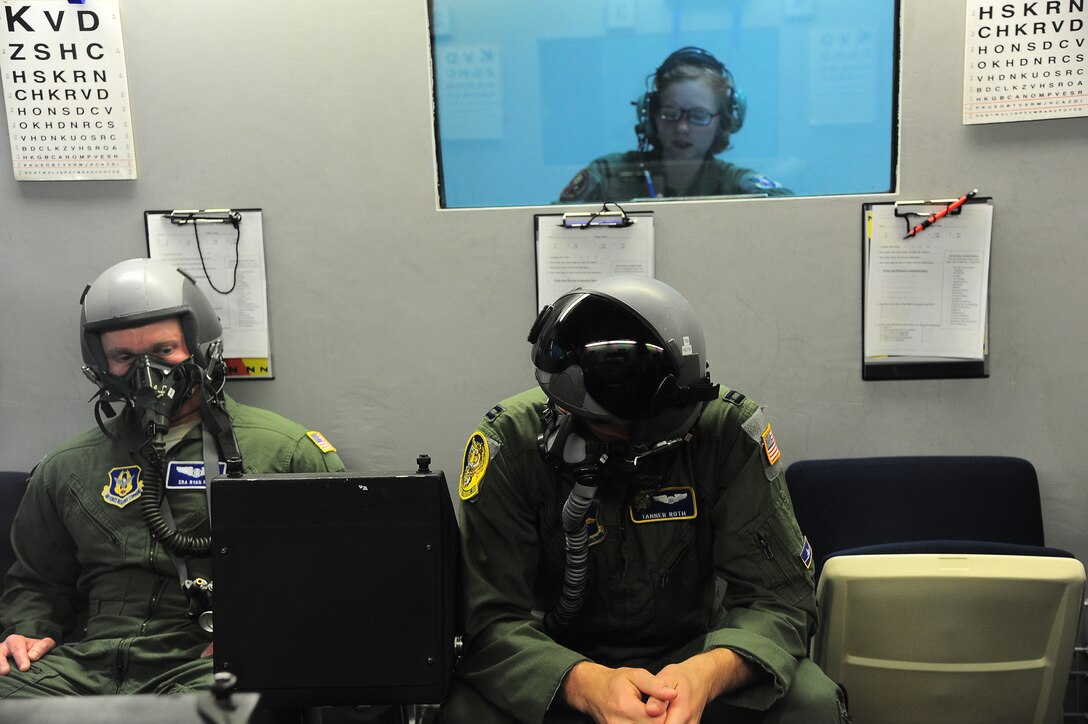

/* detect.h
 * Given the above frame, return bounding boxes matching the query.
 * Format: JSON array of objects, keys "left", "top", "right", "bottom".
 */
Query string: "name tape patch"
[
  {"left": 166, "top": 461, "right": 228, "bottom": 490},
  {"left": 630, "top": 486, "right": 698, "bottom": 524}
]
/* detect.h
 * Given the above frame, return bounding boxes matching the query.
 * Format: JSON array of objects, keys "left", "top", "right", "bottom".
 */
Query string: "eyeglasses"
[{"left": 657, "top": 106, "right": 720, "bottom": 126}]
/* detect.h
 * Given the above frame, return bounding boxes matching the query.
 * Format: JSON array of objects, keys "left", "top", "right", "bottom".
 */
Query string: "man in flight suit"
[
  {"left": 0, "top": 258, "right": 345, "bottom": 697},
  {"left": 443, "top": 276, "right": 847, "bottom": 723}
]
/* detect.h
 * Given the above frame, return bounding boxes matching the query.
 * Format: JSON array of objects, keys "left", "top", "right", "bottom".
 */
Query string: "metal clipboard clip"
[
  {"left": 893, "top": 190, "right": 979, "bottom": 239},
  {"left": 166, "top": 209, "right": 242, "bottom": 228},
  {"left": 561, "top": 201, "right": 634, "bottom": 229}
]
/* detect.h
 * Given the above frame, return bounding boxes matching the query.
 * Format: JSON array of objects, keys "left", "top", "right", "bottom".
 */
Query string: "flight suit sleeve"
[
  {"left": 702, "top": 404, "right": 816, "bottom": 710},
  {"left": 737, "top": 171, "right": 793, "bottom": 197},
  {"left": 453, "top": 423, "right": 587, "bottom": 723},
  {"left": 285, "top": 431, "right": 346, "bottom": 473},
  {"left": 224, "top": 397, "right": 345, "bottom": 474},
  {"left": 558, "top": 162, "right": 605, "bottom": 203},
  {"left": 0, "top": 464, "right": 83, "bottom": 642}
]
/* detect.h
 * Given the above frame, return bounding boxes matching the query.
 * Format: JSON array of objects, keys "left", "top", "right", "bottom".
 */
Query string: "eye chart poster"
[{"left": 0, "top": 0, "right": 137, "bottom": 179}]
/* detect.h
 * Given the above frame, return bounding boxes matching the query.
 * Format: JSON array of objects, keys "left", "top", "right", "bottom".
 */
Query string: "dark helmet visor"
[{"left": 531, "top": 293, "right": 677, "bottom": 420}]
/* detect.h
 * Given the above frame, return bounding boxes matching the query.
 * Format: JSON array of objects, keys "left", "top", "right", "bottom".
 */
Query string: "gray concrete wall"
[{"left": 1, "top": 1, "right": 1086, "bottom": 559}]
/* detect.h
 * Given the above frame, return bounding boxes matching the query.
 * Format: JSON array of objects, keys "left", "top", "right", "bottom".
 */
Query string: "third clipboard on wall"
[{"left": 862, "top": 195, "right": 993, "bottom": 381}]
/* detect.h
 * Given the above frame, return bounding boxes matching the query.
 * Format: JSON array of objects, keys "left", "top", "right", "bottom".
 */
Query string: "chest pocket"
[{"left": 64, "top": 472, "right": 127, "bottom": 556}]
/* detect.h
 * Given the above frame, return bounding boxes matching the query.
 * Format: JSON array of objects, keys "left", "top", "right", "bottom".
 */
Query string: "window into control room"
[{"left": 428, "top": 0, "right": 900, "bottom": 208}]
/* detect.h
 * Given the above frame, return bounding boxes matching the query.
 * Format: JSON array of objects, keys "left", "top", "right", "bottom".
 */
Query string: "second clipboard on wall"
[
  {"left": 144, "top": 208, "right": 273, "bottom": 379},
  {"left": 862, "top": 195, "right": 993, "bottom": 381},
  {"left": 533, "top": 208, "right": 655, "bottom": 313}
]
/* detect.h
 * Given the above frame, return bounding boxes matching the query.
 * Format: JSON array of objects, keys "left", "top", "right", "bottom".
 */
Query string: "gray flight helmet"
[
  {"left": 529, "top": 275, "right": 718, "bottom": 448},
  {"left": 80, "top": 258, "right": 224, "bottom": 376}
]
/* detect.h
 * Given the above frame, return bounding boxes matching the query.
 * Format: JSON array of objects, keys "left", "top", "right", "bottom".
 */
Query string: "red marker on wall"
[{"left": 904, "top": 189, "right": 978, "bottom": 239}]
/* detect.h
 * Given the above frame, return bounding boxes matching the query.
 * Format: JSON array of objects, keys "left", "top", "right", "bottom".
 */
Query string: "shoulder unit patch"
[
  {"left": 749, "top": 174, "right": 783, "bottom": 190},
  {"left": 559, "top": 169, "right": 591, "bottom": 202},
  {"left": 459, "top": 432, "right": 490, "bottom": 501}
]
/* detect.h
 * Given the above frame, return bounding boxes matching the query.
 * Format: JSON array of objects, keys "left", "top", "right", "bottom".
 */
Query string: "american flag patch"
[
  {"left": 306, "top": 431, "right": 337, "bottom": 453},
  {"left": 761, "top": 424, "right": 781, "bottom": 466}
]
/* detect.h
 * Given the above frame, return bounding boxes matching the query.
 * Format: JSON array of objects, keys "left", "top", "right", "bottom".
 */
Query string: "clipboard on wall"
[
  {"left": 534, "top": 208, "right": 655, "bottom": 314},
  {"left": 862, "top": 195, "right": 993, "bottom": 381},
  {"left": 144, "top": 208, "right": 273, "bottom": 379}
]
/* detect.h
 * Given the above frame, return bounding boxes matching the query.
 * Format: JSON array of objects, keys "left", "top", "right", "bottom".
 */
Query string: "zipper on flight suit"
[
  {"left": 113, "top": 637, "right": 130, "bottom": 690},
  {"left": 72, "top": 494, "right": 121, "bottom": 547},
  {"left": 757, "top": 533, "right": 775, "bottom": 560},
  {"left": 618, "top": 508, "right": 629, "bottom": 626},
  {"left": 138, "top": 539, "right": 168, "bottom": 637},
  {"left": 138, "top": 576, "right": 168, "bottom": 638},
  {"left": 659, "top": 537, "right": 694, "bottom": 590}
]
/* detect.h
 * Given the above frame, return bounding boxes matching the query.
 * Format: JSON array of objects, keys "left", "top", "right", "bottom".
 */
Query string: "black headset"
[{"left": 633, "top": 47, "right": 746, "bottom": 155}]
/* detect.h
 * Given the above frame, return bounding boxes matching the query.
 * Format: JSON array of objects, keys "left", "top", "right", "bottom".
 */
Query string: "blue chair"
[
  {"left": 784, "top": 455, "right": 1067, "bottom": 580},
  {"left": 0, "top": 471, "right": 29, "bottom": 592},
  {"left": 785, "top": 456, "right": 1084, "bottom": 724}
]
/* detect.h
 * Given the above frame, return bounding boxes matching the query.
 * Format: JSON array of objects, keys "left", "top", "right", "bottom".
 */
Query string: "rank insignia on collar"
[
  {"left": 166, "top": 461, "right": 227, "bottom": 489},
  {"left": 629, "top": 486, "right": 698, "bottom": 524},
  {"left": 459, "top": 432, "right": 490, "bottom": 501},
  {"left": 723, "top": 389, "right": 746, "bottom": 406},
  {"left": 103, "top": 465, "right": 143, "bottom": 508},
  {"left": 761, "top": 424, "right": 781, "bottom": 466}
]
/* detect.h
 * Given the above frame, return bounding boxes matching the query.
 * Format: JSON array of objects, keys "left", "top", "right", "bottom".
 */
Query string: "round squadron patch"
[
  {"left": 103, "top": 465, "right": 143, "bottom": 508},
  {"left": 748, "top": 174, "right": 783, "bottom": 190},
  {"left": 559, "top": 169, "right": 590, "bottom": 202},
  {"left": 459, "top": 432, "right": 489, "bottom": 501}
]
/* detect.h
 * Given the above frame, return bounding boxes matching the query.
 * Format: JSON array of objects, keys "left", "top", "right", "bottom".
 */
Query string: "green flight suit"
[
  {"left": 558, "top": 151, "right": 793, "bottom": 203},
  {"left": 0, "top": 396, "right": 345, "bottom": 697},
  {"left": 444, "top": 388, "right": 844, "bottom": 723}
]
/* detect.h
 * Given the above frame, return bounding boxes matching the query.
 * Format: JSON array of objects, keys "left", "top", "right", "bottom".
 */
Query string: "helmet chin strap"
[{"left": 540, "top": 405, "right": 688, "bottom": 477}]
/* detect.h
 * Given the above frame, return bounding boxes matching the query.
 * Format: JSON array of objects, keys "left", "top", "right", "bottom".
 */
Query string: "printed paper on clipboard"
[
  {"left": 534, "top": 211, "right": 655, "bottom": 313},
  {"left": 863, "top": 199, "right": 992, "bottom": 364},
  {"left": 144, "top": 209, "right": 273, "bottom": 379}
]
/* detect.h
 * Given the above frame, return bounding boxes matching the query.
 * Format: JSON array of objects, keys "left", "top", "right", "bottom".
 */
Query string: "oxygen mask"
[
  {"left": 84, "top": 353, "right": 199, "bottom": 441},
  {"left": 126, "top": 354, "right": 199, "bottom": 438},
  {"left": 540, "top": 407, "right": 683, "bottom": 486}
]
